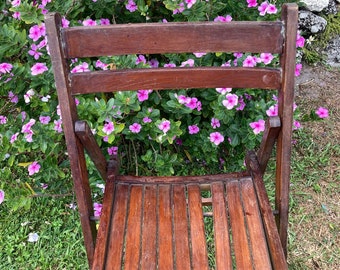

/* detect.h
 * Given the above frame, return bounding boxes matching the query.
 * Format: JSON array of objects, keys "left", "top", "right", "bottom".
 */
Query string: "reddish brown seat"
[{"left": 45, "top": 4, "right": 298, "bottom": 269}]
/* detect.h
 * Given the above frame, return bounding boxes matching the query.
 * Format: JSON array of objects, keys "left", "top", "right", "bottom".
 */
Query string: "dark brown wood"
[
  {"left": 63, "top": 21, "right": 284, "bottom": 58},
  {"left": 158, "top": 185, "right": 174, "bottom": 269},
  {"left": 75, "top": 121, "right": 107, "bottom": 180},
  {"left": 276, "top": 3, "right": 298, "bottom": 256},
  {"left": 226, "top": 180, "right": 253, "bottom": 269},
  {"left": 124, "top": 185, "right": 143, "bottom": 269},
  {"left": 172, "top": 185, "right": 191, "bottom": 270},
  {"left": 45, "top": 12, "right": 97, "bottom": 266},
  {"left": 70, "top": 67, "right": 281, "bottom": 95},
  {"left": 240, "top": 178, "right": 272, "bottom": 269},
  {"left": 141, "top": 185, "right": 157, "bottom": 269},
  {"left": 187, "top": 185, "right": 209, "bottom": 270},
  {"left": 104, "top": 184, "right": 129, "bottom": 270},
  {"left": 211, "top": 182, "right": 232, "bottom": 270},
  {"left": 257, "top": 116, "right": 281, "bottom": 174},
  {"left": 246, "top": 151, "right": 288, "bottom": 269}
]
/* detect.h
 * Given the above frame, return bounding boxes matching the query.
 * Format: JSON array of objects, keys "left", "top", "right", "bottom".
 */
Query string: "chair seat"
[{"left": 93, "top": 175, "right": 286, "bottom": 269}]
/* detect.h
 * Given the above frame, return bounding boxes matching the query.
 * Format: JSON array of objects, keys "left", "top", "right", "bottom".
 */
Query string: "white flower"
[{"left": 28, "top": 232, "right": 39, "bottom": 242}]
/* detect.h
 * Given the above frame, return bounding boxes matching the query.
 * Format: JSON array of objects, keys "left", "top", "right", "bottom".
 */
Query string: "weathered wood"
[
  {"left": 172, "top": 185, "right": 191, "bottom": 270},
  {"left": 104, "top": 184, "right": 129, "bottom": 270},
  {"left": 257, "top": 116, "right": 281, "bottom": 174},
  {"left": 75, "top": 121, "right": 107, "bottom": 180},
  {"left": 240, "top": 178, "right": 272, "bottom": 269},
  {"left": 63, "top": 21, "right": 284, "bottom": 58},
  {"left": 276, "top": 3, "right": 298, "bottom": 255},
  {"left": 226, "top": 180, "right": 253, "bottom": 269},
  {"left": 187, "top": 185, "right": 209, "bottom": 270},
  {"left": 70, "top": 67, "right": 281, "bottom": 95},
  {"left": 158, "top": 185, "right": 174, "bottom": 269},
  {"left": 141, "top": 185, "right": 157, "bottom": 269},
  {"left": 246, "top": 151, "right": 288, "bottom": 269},
  {"left": 124, "top": 185, "right": 143, "bottom": 269},
  {"left": 211, "top": 182, "right": 232, "bottom": 270}
]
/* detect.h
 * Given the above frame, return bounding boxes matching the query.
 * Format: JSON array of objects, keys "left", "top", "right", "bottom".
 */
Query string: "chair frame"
[{"left": 45, "top": 3, "right": 298, "bottom": 269}]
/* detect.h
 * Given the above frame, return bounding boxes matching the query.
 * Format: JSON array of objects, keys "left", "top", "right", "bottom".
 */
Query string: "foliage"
[{"left": 1, "top": 0, "right": 304, "bottom": 211}]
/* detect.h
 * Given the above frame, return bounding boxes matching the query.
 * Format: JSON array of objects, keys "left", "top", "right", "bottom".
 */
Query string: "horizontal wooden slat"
[
  {"left": 62, "top": 21, "right": 283, "bottom": 58},
  {"left": 70, "top": 67, "right": 281, "bottom": 95}
]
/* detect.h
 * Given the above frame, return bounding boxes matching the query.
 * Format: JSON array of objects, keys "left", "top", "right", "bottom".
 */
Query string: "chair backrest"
[{"left": 45, "top": 3, "right": 298, "bottom": 259}]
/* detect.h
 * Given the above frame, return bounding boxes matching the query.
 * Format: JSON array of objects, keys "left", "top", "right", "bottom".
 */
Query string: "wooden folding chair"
[{"left": 45, "top": 3, "right": 298, "bottom": 269}]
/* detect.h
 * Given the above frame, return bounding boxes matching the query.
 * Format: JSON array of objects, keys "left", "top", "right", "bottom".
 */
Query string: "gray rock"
[
  {"left": 324, "top": 35, "right": 340, "bottom": 67},
  {"left": 323, "top": 0, "right": 339, "bottom": 15},
  {"left": 300, "top": 0, "right": 330, "bottom": 12},
  {"left": 299, "top": 10, "right": 328, "bottom": 34}
]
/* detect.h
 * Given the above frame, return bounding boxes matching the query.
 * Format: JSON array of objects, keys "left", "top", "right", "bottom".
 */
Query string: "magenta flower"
[
  {"left": 71, "top": 62, "right": 90, "bottom": 73},
  {"left": 143, "top": 117, "right": 152, "bottom": 123},
  {"left": 10, "top": 132, "right": 19, "bottom": 144},
  {"left": 216, "top": 87, "right": 232, "bottom": 95},
  {"left": 22, "top": 119, "right": 36, "bottom": 133},
  {"left": 266, "top": 104, "right": 278, "bottom": 116},
  {"left": 211, "top": 118, "right": 221, "bottom": 129},
  {"left": 28, "top": 161, "right": 41, "bottom": 176},
  {"left": 12, "top": 11, "right": 21, "bottom": 19},
  {"left": 260, "top": 53, "right": 274, "bottom": 65},
  {"left": 236, "top": 96, "right": 246, "bottom": 111},
  {"left": 258, "top": 1, "right": 269, "bottom": 16},
  {"left": 136, "top": 55, "right": 146, "bottom": 65},
  {"left": 158, "top": 120, "right": 171, "bottom": 133},
  {"left": 185, "top": 0, "right": 196, "bottom": 9},
  {"left": 62, "top": 17, "right": 70, "bottom": 28},
  {"left": 39, "top": 116, "right": 51, "bottom": 124},
  {"left": 210, "top": 132, "right": 224, "bottom": 146},
  {"left": 0, "top": 115, "right": 7, "bottom": 124},
  {"left": 11, "top": 0, "right": 21, "bottom": 7},
  {"left": 247, "top": 0, "right": 257, "bottom": 8},
  {"left": 249, "top": 119, "right": 265, "bottom": 134},
  {"left": 28, "top": 44, "right": 43, "bottom": 60},
  {"left": 137, "top": 90, "right": 151, "bottom": 102},
  {"left": 0, "top": 190, "right": 4, "bottom": 205},
  {"left": 103, "top": 121, "right": 115, "bottom": 135},
  {"left": 108, "top": 146, "right": 118, "bottom": 156},
  {"left": 0, "top": 62, "right": 13, "bottom": 73},
  {"left": 93, "top": 203, "right": 102, "bottom": 217},
  {"left": 148, "top": 59, "right": 159, "bottom": 68},
  {"left": 185, "top": 97, "right": 198, "bottom": 110},
  {"left": 28, "top": 24, "right": 45, "bottom": 41},
  {"left": 214, "top": 15, "right": 232, "bottom": 22},
  {"left": 267, "top": 4, "right": 278, "bottom": 14},
  {"left": 315, "top": 107, "right": 329, "bottom": 118},
  {"left": 95, "top": 60, "right": 108, "bottom": 70},
  {"left": 54, "top": 119, "right": 63, "bottom": 133},
  {"left": 82, "top": 19, "right": 97, "bottom": 26},
  {"left": 293, "top": 120, "right": 301, "bottom": 130},
  {"left": 126, "top": 0, "right": 137, "bottom": 12},
  {"left": 222, "top": 94, "right": 238, "bottom": 110},
  {"left": 180, "top": 59, "right": 195, "bottom": 67},
  {"left": 31, "top": 63, "right": 48, "bottom": 75},
  {"left": 129, "top": 123, "right": 142, "bottom": 133},
  {"left": 243, "top": 55, "right": 257, "bottom": 67},
  {"left": 188, "top": 125, "right": 199, "bottom": 134},
  {"left": 193, "top": 52, "right": 207, "bottom": 58},
  {"left": 173, "top": 2, "right": 185, "bottom": 14},
  {"left": 100, "top": 18, "right": 110, "bottom": 25},
  {"left": 164, "top": 63, "right": 176, "bottom": 68},
  {"left": 296, "top": 33, "right": 305, "bottom": 48},
  {"left": 295, "top": 63, "right": 302, "bottom": 77}
]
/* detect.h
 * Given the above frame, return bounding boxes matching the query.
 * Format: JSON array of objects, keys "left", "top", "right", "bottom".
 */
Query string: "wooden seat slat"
[
  {"left": 123, "top": 185, "right": 143, "bottom": 269},
  {"left": 187, "top": 185, "right": 209, "bottom": 270},
  {"left": 211, "top": 182, "right": 233, "bottom": 270},
  {"left": 240, "top": 178, "right": 272, "bottom": 269},
  {"left": 105, "top": 184, "right": 129, "bottom": 269},
  {"left": 172, "top": 185, "right": 191, "bottom": 270},
  {"left": 226, "top": 180, "right": 253, "bottom": 269}
]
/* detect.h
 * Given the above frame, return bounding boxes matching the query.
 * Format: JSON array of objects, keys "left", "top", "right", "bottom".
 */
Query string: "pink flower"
[
  {"left": 137, "top": 90, "right": 151, "bottom": 102},
  {"left": 103, "top": 121, "right": 115, "bottom": 135},
  {"left": 71, "top": 62, "right": 90, "bottom": 73},
  {"left": 222, "top": 94, "right": 238, "bottom": 110},
  {"left": 28, "top": 44, "right": 43, "bottom": 60},
  {"left": 12, "top": 11, "right": 21, "bottom": 20},
  {"left": 216, "top": 87, "right": 232, "bottom": 95},
  {"left": 28, "top": 161, "right": 41, "bottom": 176},
  {"left": 11, "top": 0, "right": 21, "bottom": 7},
  {"left": 266, "top": 104, "right": 278, "bottom": 116},
  {"left": 214, "top": 15, "right": 232, "bottom": 22},
  {"left": 243, "top": 55, "right": 257, "bottom": 67},
  {"left": 9, "top": 91, "right": 18, "bottom": 103},
  {"left": 28, "top": 24, "right": 45, "bottom": 41},
  {"left": 188, "top": 125, "right": 199, "bottom": 134},
  {"left": 136, "top": 55, "right": 146, "bottom": 65},
  {"left": 258, "top": 1, "right": 269, "bottom": 16},
  {"left": 247, "top": 0, "right": 257, "bottom": 8},
  {"left": 62, "top": 17, "right": 70, "bottom": 28},
  {"left": 148, "top": 59, "right": 159, "bottom": 68},
  {"left": 185, "top": 0, "right": 196, "bottom": 9},
  {"left": 39, "top": 116, "right": 51, "bottom": 124},
  {"left": 260, "top": 53, "right": 274, "bottom": 65},
  {"left": 185, "top": 97, "right": 198, "bottom": 110},
  {"left": 236, "top": 96, "right": 246, "bottom": 111},
  {"left": 54, "top": 119, "right": 63, "bottom": 133},
  {"left": 267, "top": 4, "right": 278, "bottom": 14},
  {"left": 0, "top": 63, "right": 13, "bottom": 74},
  {"left": 164, "top": 63, "right": 176, "bottom": 68},
  {"left": 296, "top": 33, "right": 305, "bottom": 48},
  {"left": 129, "top": 123, "right": 142, "bottom": 133},
  {"left": 293, "top": 120, "right": 301, "bottom": 130},
  {"left": 126, "top": 0, "right": 138, "bottom": 12},
  {"left": 211, "top": 118, "right": 220, "bottom": 129},
  {"left": 108, "top": 146, "right": 118, "bottom": 156},
  {"left": 210, "top": 132, "right": 224, "bottom": 146},
  {"left": 100, "top": 18, "right": 110, "bottom": 25},
  {"left": 0, "top": 115, "right": 7, "bottom": 124},
  {"left": 295, "top": 63, "right": 302, "bottom": 77},
  {"left": 143, "top": 117, "right": 152, "bottom": 123},
  {"left": 180, "top": 59, "right": 195, "bottom": 67},
  {"left": 0, "top": 190, "right": 4, "bottom": 205},
  {"left": 95, "top": 60, "right": 108, "bottom": 70},
  {"left": 10, "top": 132, "right": 19, "bottom": 144},
  {"left": 158, "top": 120, "right": 171, "bottom": 133},
  {"left": 24, "top": 89, "right": 35, "bottom": 103},
  {"left": 315, "top": 107, "right": 329, "bottom": 118},
  {"left": 249, "top": 119, "right": 265, "bottom": 134},
  {"left": 31, "top": 63, "right": 48, "bottom": 75},
  {"left": 82, "top": 19, "right": 97, "bottom": 26},
  {"left": 93, "top": 203, "right": 102, "bottom": 217},
  {"left": 193, "top": 52, "right": 207, "bottom": 58},
  {"left": 173, "top": 3, "right": 185, "bottom": 14},
  {"left": 22, "top": 119, "right": 36, "bottom": 133}
]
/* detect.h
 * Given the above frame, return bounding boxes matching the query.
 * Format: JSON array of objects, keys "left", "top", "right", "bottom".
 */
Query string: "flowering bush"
[{"left": 0, "top": 0, "right": 320, "bottom": 210}]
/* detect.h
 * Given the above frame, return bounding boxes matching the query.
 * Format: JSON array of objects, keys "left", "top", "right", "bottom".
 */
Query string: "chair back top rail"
[{"left": 62, "top": 21, "right": 284, "bottom": 58}]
